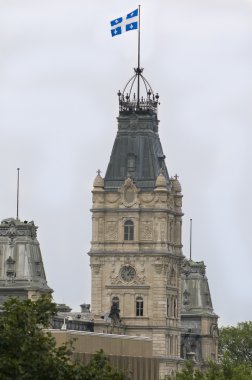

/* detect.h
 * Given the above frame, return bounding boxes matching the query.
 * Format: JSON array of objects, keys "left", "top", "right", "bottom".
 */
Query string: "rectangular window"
[
  {"left": 136, "top": 297, "right": 143, "bottom": 316},
  {"left": 124, "top": 220, "right": 134, "bottom": 240}
]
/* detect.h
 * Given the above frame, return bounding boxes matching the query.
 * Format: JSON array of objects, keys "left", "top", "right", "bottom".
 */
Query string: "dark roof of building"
[{"left": 104, "top": 109, "right": 169, "bottom": 191}]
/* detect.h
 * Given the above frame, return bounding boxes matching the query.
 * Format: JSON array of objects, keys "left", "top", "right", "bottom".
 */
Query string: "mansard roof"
[{"left": 104, "top": 110, "right": 169, "bottom": 191}]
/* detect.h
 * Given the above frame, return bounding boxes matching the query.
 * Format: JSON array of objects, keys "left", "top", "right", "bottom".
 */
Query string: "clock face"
[{"left": 120, "top": 266, "right": 136, "bottom": 282}]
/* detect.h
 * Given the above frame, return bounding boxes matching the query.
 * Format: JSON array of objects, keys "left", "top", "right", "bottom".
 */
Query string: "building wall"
[{"left": 89, "top": 174, "right": 183, "bottom": 359}]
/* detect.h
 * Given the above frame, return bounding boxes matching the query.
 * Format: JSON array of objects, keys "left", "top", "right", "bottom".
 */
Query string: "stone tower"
[
  {"left": 88, "top": 69, "right": 184, "bottom": 370},
  {"left": 181, "top": 259, "right": 218, "bottom": 362},
  {"left": 0, "top": 218, "right": 52, "bottom": 305}
]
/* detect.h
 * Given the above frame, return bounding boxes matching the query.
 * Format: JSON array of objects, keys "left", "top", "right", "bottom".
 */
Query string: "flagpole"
[
  {"left": 137, "top": 4, "right": 141, "bottom": 109},
  {"left": 189, "top": 219, "right": 192, "bottom": 260},
  {"left": 16, "top": 168, "right": 20, "bottom": 221}
]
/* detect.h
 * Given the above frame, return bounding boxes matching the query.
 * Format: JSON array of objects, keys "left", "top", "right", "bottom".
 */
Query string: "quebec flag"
[{"left": 110, "top": 8, "right": 138, "bottom": 37}]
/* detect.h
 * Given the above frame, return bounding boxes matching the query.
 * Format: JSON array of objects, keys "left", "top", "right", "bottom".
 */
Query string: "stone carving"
[
  {"left": 106, "top": 194, "right": 120, "bottom": 204},
  {"left": 6, "top": 256, "right": 16, "bottom": 278},
  {"left": 141, "top": 194, "right": 155, "bottom": 204},
  {"left": 182, "top": 260, "right": 206, "bottom": 277},
  {"left": 174, "top": 197, "right": 182, "bottom": 208},
  {"left": 93, "top": 194, "right": 104, "bottom": 205},
  {"left": 170, "top": 266, "right": 177, "bottom": 286},
  {"left": 91, "top": 263, "right": 102, "bottom": 275},
  {"left": 153, "top": 257, "right": 163, "bottom": 274},
  {"left": 98, "top": 218, "right": 104, "bottom": 240},
  {"left": 155, "top": 219, "right": 166, "bottom": 243},
  {"left": 167, "top": 196, "right": 174, "bottom": 210},
  {"left": 170, "top": 220, "right": 174, "bottom": 243},
  {"left": 210, "top": 324, "right": 219, "bottom": 338},
  {"left": 174, "top": 220, "right": 181, "bottom": 245},
  {"left": 105, "top": 221, "right": 118, "bottom": 241},
  {"left": 119, "top": 177, "right": 139, "bottom": 208},
  {"left": 141, "top": 221, "right": 153, "bottom": 240},
  {"left": 160, "top": 221, "right": 166, "bottom": 245},
  {"left": 165, "top": 264, "right": 177, "bottom": 286},
  {"left": 109, "top": 302, "right": 121, "bottom": 326},
  {"left": 183, "top": 289, "right": 190, "bottom": 306},
  {"left": 0, "top": 220, "right": 37, "bottom": 242},
  {"left": 156, "top": 194, "right": 167, "bottom": 203},
  {"left": 30, "top": 223, "right": 37, "bottom": 239},
  {"left": 110, "top": 268, "right": 145, "bottom": 285}
]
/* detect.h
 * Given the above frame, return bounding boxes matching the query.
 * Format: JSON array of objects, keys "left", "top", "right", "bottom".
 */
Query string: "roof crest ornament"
[{"left": 117, "top": 68, "right": 160, "bottom": 113}]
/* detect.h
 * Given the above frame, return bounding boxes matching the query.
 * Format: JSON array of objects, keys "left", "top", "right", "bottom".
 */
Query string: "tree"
[
  {"left": 0, "top": 296, "right": 128, "bottom": 380},
  {"left": 80, "top": 350, "right": 129, "bottom": 380},
  {"left": 219, "top": 322, "right": 252, "bottom": 365},
  {"left": 162, "top": 322, "right": 252, "bottom": 380},
  {"left": 161, "top": 360, "right": 252, "bottom": 380}
]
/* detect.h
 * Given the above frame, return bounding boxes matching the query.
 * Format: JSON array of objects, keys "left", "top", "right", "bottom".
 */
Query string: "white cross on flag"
[{"left": 110, "top": 8, "right": 138, "bottom": 37}]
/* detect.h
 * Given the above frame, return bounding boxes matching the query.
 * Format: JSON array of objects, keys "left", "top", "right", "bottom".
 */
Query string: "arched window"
[
  {"left": 112, "top": 296, "right": 119, "bottom": 310},
  {"left": 124, "top": 220, "right": 134, "bottom": 241},
  {"left": 136, "top": 296, "right": 144, "bottom": 316}
]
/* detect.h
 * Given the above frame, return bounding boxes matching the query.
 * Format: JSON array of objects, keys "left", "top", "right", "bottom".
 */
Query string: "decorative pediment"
[
  {"left": 0, "top": 220, "right": 37, "bottom": 241},
  {"left": 110, "top": 273, "right": 146, "bottom": 286},
  {"left": 119, "top": 177, "right": 139, "bottom": 208}
]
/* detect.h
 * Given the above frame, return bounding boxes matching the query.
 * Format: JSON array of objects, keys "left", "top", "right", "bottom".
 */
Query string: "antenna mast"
[
  {"left": 189, "top": 219, "right": 192, "bottom": 260},
  {"left": 16, "top": 168, "right": 20, "bottom": 220}
]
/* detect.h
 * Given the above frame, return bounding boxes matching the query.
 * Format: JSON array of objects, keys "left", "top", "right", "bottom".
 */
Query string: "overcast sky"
[{"left": 0, "top": 0, "right": 252, "bottom": 326}]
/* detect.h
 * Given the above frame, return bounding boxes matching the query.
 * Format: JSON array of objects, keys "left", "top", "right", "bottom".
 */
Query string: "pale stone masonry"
[
  {"left": 88, "top": 98, "right": 184, "bottom": 374},
  {"left": 88, "top": 71, "right": 218, "bottom": 377},
  {"left": 0, "top": 218, "right": 52, "bottom": 304}
]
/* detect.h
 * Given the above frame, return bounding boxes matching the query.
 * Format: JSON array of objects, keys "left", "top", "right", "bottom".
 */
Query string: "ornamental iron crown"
[{"left": 117, "top": 68, "right": 160, "bottom": 113}]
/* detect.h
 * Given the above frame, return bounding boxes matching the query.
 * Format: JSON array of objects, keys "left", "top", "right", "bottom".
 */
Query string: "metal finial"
[{"left": 97, "top": 169, "right": 101, "bottom": 176}]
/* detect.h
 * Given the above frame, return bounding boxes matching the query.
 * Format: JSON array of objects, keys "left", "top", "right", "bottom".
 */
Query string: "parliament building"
[{"left": 0, "top": 68, "right": 218, "bottom": 379}]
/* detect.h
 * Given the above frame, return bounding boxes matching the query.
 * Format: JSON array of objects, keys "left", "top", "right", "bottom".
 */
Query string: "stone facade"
[
  {"left": 181, "top": 260, "right": 218, "bottom": 363},
  {"left": 0, "top": 218, "right": 52, "bottom": 304},
  {"left": 90, "top": 173, "right": 183, "bottom": 356},
  {"left": 88, "top": 104, "right": 185, "bottom": 376},
  {"left": 88, "top": 73, "right": 218, "bottom": 377}
]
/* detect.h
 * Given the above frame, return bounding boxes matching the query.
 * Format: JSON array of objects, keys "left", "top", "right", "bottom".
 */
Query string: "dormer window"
[
  {"left": 127, "top": 154, "right": 136, "bottom": 174},
  {"left": 124, "top": 220, "right": 134, "bottom": 241}
]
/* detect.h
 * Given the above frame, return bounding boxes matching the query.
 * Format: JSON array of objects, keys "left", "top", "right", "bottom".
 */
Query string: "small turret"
[
  {"left": 155, "top": 170, "right": 168, "bottom": 191},
  {"left": 93, "top": 169, "right": 104, "bottom": 189}
]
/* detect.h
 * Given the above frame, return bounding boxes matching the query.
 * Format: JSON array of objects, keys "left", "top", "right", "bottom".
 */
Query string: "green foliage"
[
  {"left": 219, "top": 321, "right": 252, "bottom": 364},
  {"left": 0, "top": 296, "right": 128, "bottom": 380},
  {"left": 80, "top": 349, "right": 129, "bottom": 380},
  {"left": 161, "top": 359, "right": 252, "bottom": 380},
  {"left": 162, "top": 321, "right": 252, "bottom": 380}
]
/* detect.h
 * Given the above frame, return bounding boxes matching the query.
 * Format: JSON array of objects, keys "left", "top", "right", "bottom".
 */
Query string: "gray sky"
[{"left": 0, "top": 0, "right": 252, "bottom": 326}]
